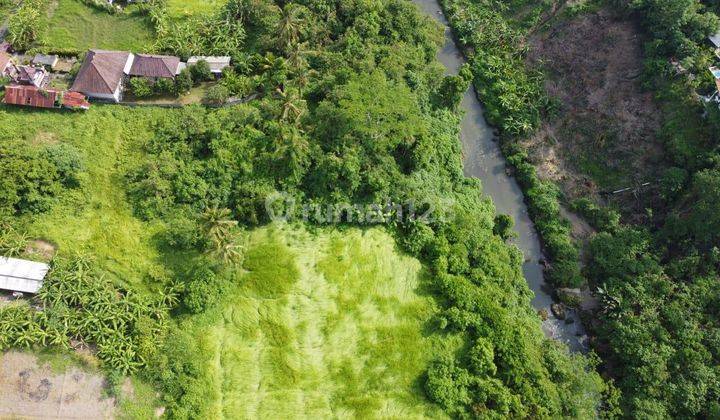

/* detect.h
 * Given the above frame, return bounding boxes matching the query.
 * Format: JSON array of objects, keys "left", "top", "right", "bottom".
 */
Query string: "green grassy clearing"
[
  {"left": 174, "top": 225, "right": 454, "bottom": 418},
  {"left": 0, "top": 105, "right": 170, "bottom": 289},
  {"left": 166, "top": 0, "right": 224, "bottom": 20},
  {"left": 43, "top": 0, "right": 153, "bottom": 52}
]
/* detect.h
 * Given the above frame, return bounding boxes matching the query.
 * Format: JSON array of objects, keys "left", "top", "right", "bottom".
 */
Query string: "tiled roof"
[
  {"left": 62, "top": 91, "right": 91, "bottom": 109},
  {"left": 71, "top": 50, "right": 131, "bottom": 95},
  {"left": 129, "top": 54, "right": 181, "bottom": 78}
]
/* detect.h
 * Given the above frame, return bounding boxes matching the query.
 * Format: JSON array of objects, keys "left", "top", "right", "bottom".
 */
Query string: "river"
[{"left": 412, "top": 0, "right": 585, "bottom": 351}]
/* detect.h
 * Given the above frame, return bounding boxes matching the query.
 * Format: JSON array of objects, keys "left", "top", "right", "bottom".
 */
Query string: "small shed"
[
  {"left": 32, "top": 54, "right": 59, "bottom": 69},
  {"left": 3, "top": 85, "right": 59, "bottom": 108},
  {"left": 187, "top": 56, "right": 231, "bottom": 75},
  {"left": 0, "top": 257, "right": 49, "bottom": 294}
]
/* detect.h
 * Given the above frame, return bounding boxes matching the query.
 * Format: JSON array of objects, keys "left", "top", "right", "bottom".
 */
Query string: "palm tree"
[
  {"left": 277, "top": 4, "right": 305, "bottom": 53},
  {"left": 276, "top": 87, "right": 306, "bottom": 124},
  {"left": 201, "top": 207, "right": 238, "bottom": 247},
  {"left": 211, "top": 232, "right": 245, "bottom": 265}
]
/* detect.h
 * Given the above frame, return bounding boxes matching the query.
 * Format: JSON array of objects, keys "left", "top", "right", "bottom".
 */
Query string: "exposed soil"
[
  {"left": 25, "top": 239, "right": 57, "bottom": 261},
  {"left": 525, "top": 8, "right": 664, "bottom": 222},
  {"left": 0, "top": 352, "right": 115, "bottom": 419}
]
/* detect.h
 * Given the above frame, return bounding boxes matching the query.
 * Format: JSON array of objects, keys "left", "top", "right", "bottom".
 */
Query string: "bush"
[
  {"left": 175, "top": 68, "right": 193, "bottom": 94},
  {"left": 190, "top": 60, "right": 213, "bottom": 84},
  {"left": 129, "top": 77, "right": 152, "bottom": 98},
  {"left": 41, "top": 143, "right": 83, "bottom": 187},
  {"left": 203, "top": 84, "right": 229, "bottom": 105},
  {"left": 7, "top": 0, "right": 47, "bottom": 51},
  {"left": 154, "top": 77, "right": 175, "bottom": 96}
]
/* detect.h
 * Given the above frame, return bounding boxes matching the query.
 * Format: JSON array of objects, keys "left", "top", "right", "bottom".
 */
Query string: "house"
[
  {"left": 129, "top": 53, "right": 183, "bottom": 80},
  {"left": 15, "top": 65, "right": 49, "bottom": 88},
  {"left": 4, "top": 84, "right": 91, "bottom": 110},
  {"left": 4, "top": 85, "right": 59, "bottom": 108},
  {"left": 32, "top": 54, "right": 59, "bottom": 69},
  {"left": 187, "top": 56, "right": 231, "bottom": 75},
  {"left": 70, "top": 50, "right": 134, "bottom": 102},
  {"left": 0, "top": 256, "right": 49, "bottom": 294}
]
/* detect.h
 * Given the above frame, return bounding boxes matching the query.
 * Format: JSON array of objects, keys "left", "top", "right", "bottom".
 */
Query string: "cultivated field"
[{"left": 173, "top": 226, "right": 452, "bottom": 418}]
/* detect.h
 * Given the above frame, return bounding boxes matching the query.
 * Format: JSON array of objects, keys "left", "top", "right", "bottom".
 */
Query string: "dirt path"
[{"left": 0, "top": 351, "right": 115, "bottom": 419}]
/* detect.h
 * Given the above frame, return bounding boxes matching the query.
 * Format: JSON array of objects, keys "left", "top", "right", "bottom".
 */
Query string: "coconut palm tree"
[
  {"left": 201, "top": 207, "right": 238, "bottom": 247},
  {"left": 276, "top": 87, "right": 306, "bottom": 124},
  {"left": 277, "top": 4, "right": 305, "bottom": 53}
]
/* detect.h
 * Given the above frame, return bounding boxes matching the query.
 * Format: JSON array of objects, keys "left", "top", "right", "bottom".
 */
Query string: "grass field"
[
  {"left": 174, "top": 225, "right": 453, "bottom": 418},
  {"left": 0, "top": 105, "right": 170, "bottom": 289},
  {"left": 43, "top": 0, "right": 153, "bottom": 51},
  {"left": 166, "top": 0, "right": 224, "bottom": 19}
]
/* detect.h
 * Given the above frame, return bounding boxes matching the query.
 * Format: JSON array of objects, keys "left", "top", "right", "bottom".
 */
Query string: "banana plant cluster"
[{"left": 0, "top": 255, "right": 180, "bottom": 375}]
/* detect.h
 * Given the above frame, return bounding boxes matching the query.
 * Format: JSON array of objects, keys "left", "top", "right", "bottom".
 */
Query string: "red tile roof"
[
  {"left": 61, "top": 91, "right": 91, "bottom": 109},
  {"left": 71, "top": 50, "right": 131, "bottom": 95},
  {"left": 4, "top": 85, "right": 58, "bottom": 108},
  {"left": 129, "top": 54, "right": 180, "bottom": 78}
]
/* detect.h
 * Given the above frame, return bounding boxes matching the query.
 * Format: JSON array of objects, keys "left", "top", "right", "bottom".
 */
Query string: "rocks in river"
[
  {"left": 557, "top": 288, "right": 583, "bottom": 307},
  {"left": 564, "top": 317, "right": 575, "bottom": 325},
  {"left": 551, "top": 303, "right": 566, "bottom": 320},
  {"left": 538, "top": 308, "right": 549, "bottom": 321}
]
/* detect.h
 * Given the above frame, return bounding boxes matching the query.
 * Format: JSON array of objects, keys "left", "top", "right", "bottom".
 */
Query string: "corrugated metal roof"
[
  {"left": 711, "top": 31, "right": 720, "bottom": 48},
  {"left": 187, "top": 56, "right": 231, "bottom": 73},
  {"left": 3, "top": 85, "right": 58, "bottom": 108},
  {"left": 0, "top": 257, "right": 49, "bottom": 294}
]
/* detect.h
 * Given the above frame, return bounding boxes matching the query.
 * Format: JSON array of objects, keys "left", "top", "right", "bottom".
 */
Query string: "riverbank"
[{"left": 411, "top": 0, "right": 587, "bottom": 350}]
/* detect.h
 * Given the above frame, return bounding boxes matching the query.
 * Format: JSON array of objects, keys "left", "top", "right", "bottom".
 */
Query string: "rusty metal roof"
[{"left": 3, "top": 85, "right": 58, "bottom": 108}]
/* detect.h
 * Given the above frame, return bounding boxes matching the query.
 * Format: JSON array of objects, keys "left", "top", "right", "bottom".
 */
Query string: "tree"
[
  {"left": 190, "top": 60, "right": 213, "bottom": 83},
  {"left": 276, "top": 87, "right": 305, "bottom": 124},
  {"left": 276, "top": 4, "right": 305, "bottom": 53},
  {"left": 201, "top": 207, "right": 237, "bottom": 248},
  {"left": 175, "top": 68, "right": 193, "bottom": 94},
  {"left": 129, "top": 77, "right": 152, "bottom": 98},
  {"left": 204, "top": 84, "right": 230, "bottom": 105},
  {"left": 7, "top": 0, "right": 44, "bottom": 51}
]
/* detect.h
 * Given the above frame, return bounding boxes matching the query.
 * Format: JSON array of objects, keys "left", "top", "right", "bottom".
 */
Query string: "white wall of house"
[
  {"left": 123, "top": 53, "right": 135, "bottom": 75},
  {"left": 86, "top": 88, "right": 121, "bottom": 103}
]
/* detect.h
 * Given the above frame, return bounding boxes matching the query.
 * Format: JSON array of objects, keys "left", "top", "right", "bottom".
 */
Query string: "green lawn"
[
  {"left": 0, "top": 105, "right": 170, "bottom": 290},
  {"left": 43, "top": 0, "right": 153, "bottom": 51},
  {"left": 166, "top": 0, "right": 224, "bottom": 19},
  {"left": 173, "top": 225, "right": 453, "bottom": 418}
]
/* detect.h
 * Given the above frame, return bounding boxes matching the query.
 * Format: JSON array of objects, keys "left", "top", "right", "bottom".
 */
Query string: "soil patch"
[
  {"left": 525, "top": 8, "right": 664, "bottom": 218},
  {"left": 0, "top": 351, "right": 115, "bottom": 419}
]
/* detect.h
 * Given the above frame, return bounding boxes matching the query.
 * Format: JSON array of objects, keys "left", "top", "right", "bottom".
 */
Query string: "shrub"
[
  {"left": 129, "top": 77, "right": 152, "bottom": 98},
  {"left": 41, "top": 143, "right": 83, "bottom": 187},
  {"left": 175, "top": 68, "right": 193, "bottom": 94},
  {"left": 190, "top": 60, "right": 213, "bottom": 83},
  {"left": 154, "top": 77, "right": 175, "bottom": 96},
  {"left": 203, "top": 84, "right": 229, "bottom": 105}
]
